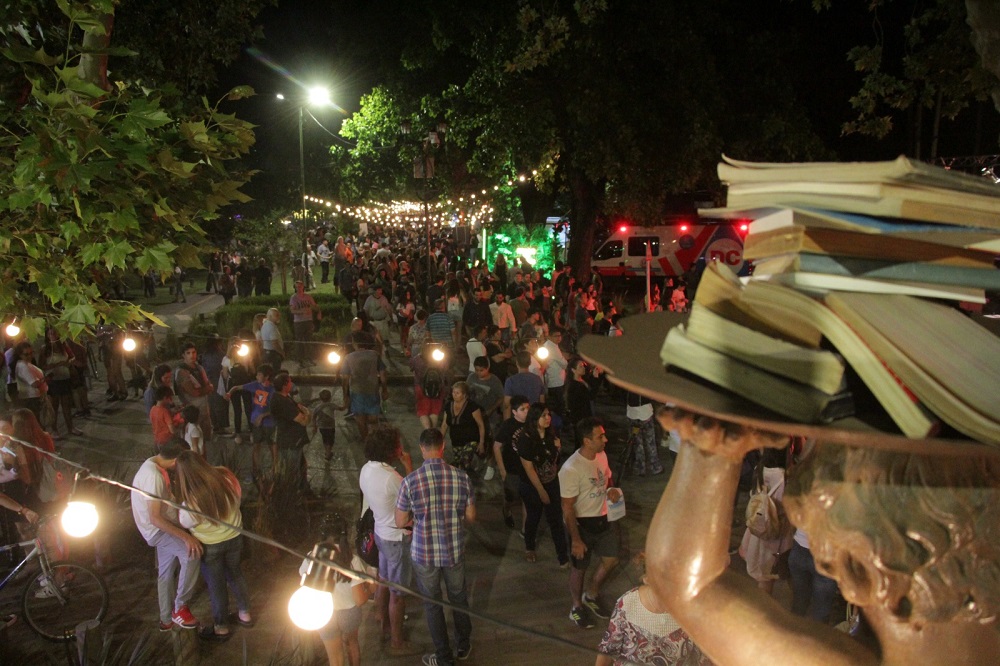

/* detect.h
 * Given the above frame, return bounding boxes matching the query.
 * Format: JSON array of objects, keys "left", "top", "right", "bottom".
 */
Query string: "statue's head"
[{"left": 785, "top": 444, "right": 1000, "bottom": 625}]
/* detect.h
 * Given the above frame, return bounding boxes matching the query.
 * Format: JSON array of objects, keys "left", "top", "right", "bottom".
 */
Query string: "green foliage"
[
  {"left": 0, "top": 2, "right": 256, "bottom": 338},
  {"left": 111, "top": 0, "right": 275, "bottom": 95},
  {"left": 488, "top": 223, "right": 558, "bottom": 274},
  {"left": 212, "top": 293, "right": 353, "bottom": 342},
  {"left": 829, "top": 0, "right": 992, "bottom": 155}
]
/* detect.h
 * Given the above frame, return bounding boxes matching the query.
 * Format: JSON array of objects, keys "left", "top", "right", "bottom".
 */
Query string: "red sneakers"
[{"left": 171, "top": 605, "right": 198, "bottom": 629}]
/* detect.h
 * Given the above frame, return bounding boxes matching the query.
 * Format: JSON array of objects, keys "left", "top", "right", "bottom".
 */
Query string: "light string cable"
[{"left": 0, "top": 430, "right": 604, "bottom": 660}]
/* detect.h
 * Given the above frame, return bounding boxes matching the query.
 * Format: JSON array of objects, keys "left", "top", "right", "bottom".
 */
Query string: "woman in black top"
[
  {"left": 513, "top": 403, "right": 569, "bottom": 566},
  {"left": 563, "top": 357, "right": 598, "bottom": 445},
  {"left": 440, "top": 381, "right": 486, "bottom": 477}
]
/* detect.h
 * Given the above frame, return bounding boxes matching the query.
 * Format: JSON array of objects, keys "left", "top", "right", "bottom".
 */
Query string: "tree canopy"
[
  {"left": 0, "top": 0, "right": 257, "bottom": 338},
  {"left": 326, "top": 0, "right": 829, "bottom": 278}
]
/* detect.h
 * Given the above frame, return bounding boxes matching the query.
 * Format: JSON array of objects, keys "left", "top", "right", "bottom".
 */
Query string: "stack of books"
[{"left": 659, "top": 155, "right": 1000, "bottom": 445}]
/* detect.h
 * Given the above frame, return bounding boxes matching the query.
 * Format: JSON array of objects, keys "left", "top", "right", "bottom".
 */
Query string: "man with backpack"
[{"left": 410, "top": 346, "right": 448, "bottom": 429}]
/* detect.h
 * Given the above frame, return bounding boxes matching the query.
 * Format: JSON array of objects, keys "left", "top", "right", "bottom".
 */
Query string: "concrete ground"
[{"left": 0, "top": 292, "right": 778, "bottom": 665}]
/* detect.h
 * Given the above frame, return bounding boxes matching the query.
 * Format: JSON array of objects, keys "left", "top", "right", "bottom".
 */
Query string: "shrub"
[{"left": 213, "top": 294, "right": 353, "bottom": 342}]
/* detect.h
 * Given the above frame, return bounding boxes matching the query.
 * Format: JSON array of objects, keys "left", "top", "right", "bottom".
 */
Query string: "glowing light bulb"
[
  {"left": 536, "top": 346, "right": 549, "bottom": 360},
  {"left": 62, "top": 501, "right": 99, "bottom": 538},
  {"left": 237, "top": 343, "right": 250, "bottom": 357},
  {"left": 288, "top": 585, "right": 333, "bottom": 630},
  {"left": 5, "top": 321, "right": 19, "bottom": 337},
  {"left": 327, "top": 350, "right": 341, "bottom": 365},
  {"left": 431, "top": 348, "right": 445, "bottom": 362},
  {"left": 122, "top": 337, "right": 137, "bottom": 352}
]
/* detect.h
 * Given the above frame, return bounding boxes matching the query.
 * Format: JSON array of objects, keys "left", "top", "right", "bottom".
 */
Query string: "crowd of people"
[{"left": 0, "top": 227, "right": 843, "bottom": 666}]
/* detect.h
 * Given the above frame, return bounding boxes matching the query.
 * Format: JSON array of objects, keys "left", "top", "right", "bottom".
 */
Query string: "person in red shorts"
[{"left": 410, "top": 348, "right": 448, "bottom": 429}]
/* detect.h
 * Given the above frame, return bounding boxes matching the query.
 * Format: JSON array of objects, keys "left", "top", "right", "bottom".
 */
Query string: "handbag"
[{"left": 355, "top": 501, "right": 379, "bottom": 568}]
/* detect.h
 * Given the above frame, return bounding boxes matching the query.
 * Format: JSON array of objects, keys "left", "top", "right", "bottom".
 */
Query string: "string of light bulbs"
[{"left": 0, "top": 429, "right": 602, "bottom": 659}]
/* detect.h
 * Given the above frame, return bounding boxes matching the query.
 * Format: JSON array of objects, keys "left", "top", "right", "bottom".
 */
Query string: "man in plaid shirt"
[{"left": 395, "top": 428, "right": 476, "bottom": 666}]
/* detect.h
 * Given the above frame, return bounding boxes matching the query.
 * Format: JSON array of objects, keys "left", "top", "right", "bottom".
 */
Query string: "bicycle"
[{"left": 0, "top": 517, "right": 109, "bottom": 641}]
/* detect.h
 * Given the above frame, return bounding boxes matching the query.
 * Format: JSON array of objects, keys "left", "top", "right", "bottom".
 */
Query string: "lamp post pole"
[{"left": 298, "top": 105, "right": 308, "bottom": 257}]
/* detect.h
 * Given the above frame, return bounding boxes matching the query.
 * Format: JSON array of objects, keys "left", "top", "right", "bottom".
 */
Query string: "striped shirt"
[
  {"left": 426, "top": 312, "right": 455, "bottom": 347},
  {"left": 396, "top": 458, "right": 474, "bottom": 567}
]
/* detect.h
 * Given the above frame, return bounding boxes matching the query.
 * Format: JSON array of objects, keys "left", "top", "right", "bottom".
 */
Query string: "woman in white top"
[{"left": 11, "top": 341, "right": 47, "bottom": 420}]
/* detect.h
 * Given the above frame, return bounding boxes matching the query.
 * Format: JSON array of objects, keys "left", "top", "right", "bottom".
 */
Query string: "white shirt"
[
  {"left": 542, "top": 339, "right": 567, "bottom": 388},
  {"left": 260, "top": 319, "right": 282, "bottom": 353},
  {"left": 131, "top": 458, "right": 178, "bottom": 544},
  {"left": 359, "top": 461, "right": 406, "bottom": 541},
  {"left": 466, "top": 339, "right": 487, "bottom": 373},
  {"left": 559, "top": 450, "right": 612, "bottom": 518}
]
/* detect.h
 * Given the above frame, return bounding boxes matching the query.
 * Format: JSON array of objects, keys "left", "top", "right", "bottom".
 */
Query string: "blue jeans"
[
  {"left": 788, "top": 541, "right": 839, "bottom": 622},
  {"left": 201, "top": 536, "right": 251, "bottom": 626},
  {"left": 412, "top": 560, "right": 472, "bottom": 665}
]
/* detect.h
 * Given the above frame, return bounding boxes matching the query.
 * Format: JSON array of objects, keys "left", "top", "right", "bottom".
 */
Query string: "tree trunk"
[
  {"left": 565, "top": 167, "right": 605, "bottom": 282},
  {"left": 77, "top": 13, "right": 114, "bottom": 92},
  {"left": 930, "top": 88, "right": 943, "bottom": 159}
]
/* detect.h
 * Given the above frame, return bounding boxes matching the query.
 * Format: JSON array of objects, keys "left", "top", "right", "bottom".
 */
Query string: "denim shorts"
[
  {"left": 350, "top": 392, "right": 381, "bottom": 416},
  {"left": 374, "top": 533, "right": 412, "bottom": 590},
  {"left": 318, "top": 605, "right": 361, "bottom": 641}
]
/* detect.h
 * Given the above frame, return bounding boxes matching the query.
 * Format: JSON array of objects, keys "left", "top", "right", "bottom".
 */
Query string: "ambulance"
[{"left": 590, "top": 219, "right": 749, "bottom": 279}]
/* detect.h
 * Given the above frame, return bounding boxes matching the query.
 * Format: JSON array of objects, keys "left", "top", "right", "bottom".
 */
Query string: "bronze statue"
[{"left": 579, "top": 312, "right": 1000, "bottom": 665}]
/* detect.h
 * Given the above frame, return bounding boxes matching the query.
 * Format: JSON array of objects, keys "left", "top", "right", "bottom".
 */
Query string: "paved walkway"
[{"left": 0, "top": 297, "right": 772, "bottom": 665}]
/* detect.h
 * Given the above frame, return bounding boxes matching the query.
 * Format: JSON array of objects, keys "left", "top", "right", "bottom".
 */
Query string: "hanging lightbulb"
[
  {"left": 5, "top": 319, "right": 19, "bottom": 337},
  {"left": 431, "top": 348, "right": 445, "bottom": 363},
  {"left": 536, "top": 346, "right": 549, "bottom": 361},
  {"left": 327, "top": 349, "right": 341, "bottom": 365},
  {"left": 288, "top": 544, "right": 336, "bottom": 630},
  {"left": 237, "top": 343, "right": 250, "bottom": 357},
  {"left": 122, "top": 331, "right": 137, "bottom": 352},
  {"left": 62, "top": 500, "right": 99, "bottom": 538}
]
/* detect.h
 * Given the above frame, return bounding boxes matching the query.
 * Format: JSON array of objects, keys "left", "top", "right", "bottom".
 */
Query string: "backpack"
[
  {"left": 355, "top": 505, "right": 379, "bottom": 568},
  {"left": 421, "top": 367, "right": 444, "bottom": 398},
  {"left": 745, "top": 463, "right": 784, "bottom": 541}
]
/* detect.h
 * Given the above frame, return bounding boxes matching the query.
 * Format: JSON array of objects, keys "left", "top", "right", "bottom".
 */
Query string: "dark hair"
[
  {"left": 515, "top": 351, "right": 532, "bottom": 369},
  {"left": 319, "top": 389, "right": 332, "bottom": 401},
  {"left": 473, "top": 356, "right": 489, "bottom": 370},
  {"left": 486, "top": 325, "right": 500, "bottom": 338},
  {"left": 272, "top": 372, "right": 291, "bottom": 392},
  {"left": 419, "top": 428, "right": 445, "bottom": 449},
  {"left": 159, "top": 438, "right": 188, "bottom": 459},
  {"left": 575, "top": 416, "right": 604, "bottom": 448},
  {"left": 154, "top": 386, "right": 174, "bottom": 401},
  {"left": 154, "top": 363, "right": 172, "bottom": 384},
  {"left": 567, "top": 356, "right": 585, "bottom": 375},
  {"left": 509, "top": 395, "right": 530, "bottom": 412},
  {"left": 415, "top": 309, "right": 428, "bottom": 322},
  {"left": 257, "top": 363, "right": 273, "bottom": 380},
  {"left": 181, "top": 341, "right": 197, "bottom": 354},
  {"left": 526, "top": 402, "right": 552, "bottom": 441},
  {"left": 364, "top": 425, "right": 401, "bottom": 463},
  {"left": 181, "top": 405, "right": 200, "bottom": 425}
]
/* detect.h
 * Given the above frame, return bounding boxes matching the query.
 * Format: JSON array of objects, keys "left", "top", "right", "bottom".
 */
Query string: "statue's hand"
[{"left": 657, "top": 407, "right": 786, "bottom": 464}]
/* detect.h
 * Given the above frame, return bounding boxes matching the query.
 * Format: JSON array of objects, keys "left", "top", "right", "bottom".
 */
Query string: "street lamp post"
[{"left": 278, "top": 86, "right": 332, "bottom": 259}]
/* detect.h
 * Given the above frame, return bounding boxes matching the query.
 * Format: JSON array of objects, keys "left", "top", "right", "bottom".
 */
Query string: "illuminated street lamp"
[{"left": 277, "top": 86, "right": 332, "bottom": 249}]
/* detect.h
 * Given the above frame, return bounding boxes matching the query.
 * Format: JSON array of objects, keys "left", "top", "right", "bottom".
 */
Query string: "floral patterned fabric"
[{"left": 598, "top": 587, "right": 714, "bottom": 666}]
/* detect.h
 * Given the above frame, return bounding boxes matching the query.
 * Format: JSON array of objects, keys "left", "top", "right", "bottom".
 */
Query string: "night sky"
[{"left": 215, "top": 1, "right": 1000, "bottom": 212}]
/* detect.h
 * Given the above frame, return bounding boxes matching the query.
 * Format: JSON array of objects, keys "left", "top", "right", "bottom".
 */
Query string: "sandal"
[
  {"left": 525, "top": 551, "right": 537, "bottom": 563},
  {"left": 198, "top": 626, "right": 231, "bottom": 642}
]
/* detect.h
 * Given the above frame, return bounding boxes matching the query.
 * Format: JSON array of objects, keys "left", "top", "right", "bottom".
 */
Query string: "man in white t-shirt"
[
  {"left": 358, "top": 426, "right": 417, "bottom": 655},
  {"left": 260, "top": 307, "right": 284, "bottom": 371},
  {"left": 541, "top": 328, "right": 567, "bottom": 410},
  {"left": 131, "top": 440, "right": 203, "bottom": 631},
  {"left": 559, "top": 417, "right": 622, "bottom": 629}
]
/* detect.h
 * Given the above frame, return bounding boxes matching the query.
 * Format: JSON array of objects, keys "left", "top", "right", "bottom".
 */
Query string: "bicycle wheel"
[{"left": 21, "top": 562, "right": 109, "bottom": 641}]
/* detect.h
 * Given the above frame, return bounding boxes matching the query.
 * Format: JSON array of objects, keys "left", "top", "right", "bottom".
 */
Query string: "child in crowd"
[
  {"left": 182, "top": 405, "right": 204, "bottom": 456},
  {"left": 303, "top": 517, "right": 373, "bottom": 666},
  {"left": 311, "top": 389, "right": 344, "bottom": 461}
]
